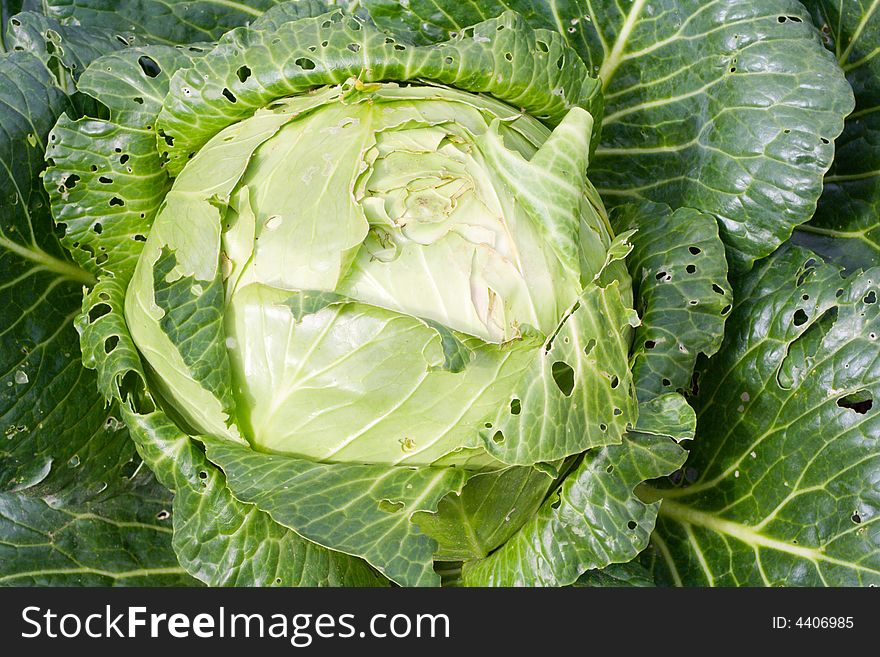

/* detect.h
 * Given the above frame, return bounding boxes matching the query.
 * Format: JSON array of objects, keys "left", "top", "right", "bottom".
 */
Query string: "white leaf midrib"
[
  {"left": 597, "top": 0, "right": 648, "bottom": 89},
  {"left": 838, "top": 0, "right": 880, "bottom": 67},
  {"left": 658, "top": 497, "right": 879, "bottom": 577},
  {"left": 0, "top": 233, "right": 94, "bottom": 284}
]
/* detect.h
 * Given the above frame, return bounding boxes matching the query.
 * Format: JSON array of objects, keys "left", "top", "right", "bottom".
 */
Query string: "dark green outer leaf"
[
  {"left": 201, "top": 435, "right": 469, "bottom": 587},
  {"left": 0, "top": 49, "right": 142, "bottom": 502},
  {"left": 0, "top": 18, "right": 191, "bottom": 585},
  {"left": 251, "top": 0, "right": 342, "bottom": 31},
  {"left": 0, "top": 474, "right": 197, "bottom": 586},
  {"left": 797, "top": 0, "right": 880, "bottom": 271},
  {"left": 582, "top": 0, "right": 851, "bottom": 270},
  {"left": 647, "top": 246, "right": 879, "bottom": 586},
  {"left": 361, "top": 0, "right": 854, "bottom": 271},
  {"left": 360, "top": 0, "right": 558, "bottom": 45},
  {"left": 45, "top": 0, "right": 285, "bottom": 45},
  {"left": 6, "top": 11, "right": 135, "bottom": 96},
  {"left": 611, "top": 202, "right": 731, "bottom": 401},
  {"left": 1, "top": 1, "right": 38, "bottom": 51}
]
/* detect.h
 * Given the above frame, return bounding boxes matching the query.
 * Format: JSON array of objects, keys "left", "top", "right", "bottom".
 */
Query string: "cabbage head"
[{"left": 45, "top": 7, "right": 692, "bottom": 587}]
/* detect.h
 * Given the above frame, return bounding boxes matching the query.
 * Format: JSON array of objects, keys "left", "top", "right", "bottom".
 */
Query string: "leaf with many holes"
[
  {"left": 361, "top": 0, "right": 854, "bottom": 271},
  {"left": 44, "top": 0, "right": 286, "bottom": 45},
  {"left": 481, "top": 276, "right": 639, "bottom": 465},
  {"left": 794, "top": 1, "right": 880, "bottom": 271},
  {"left": 6, "top": 11, "right": 134, "bottom": 95},
  {"left": 0, "top": 473, "right": 197, "bottom": 586},
  {"left": 645, "top": 245, "right": 879, "bottom": 586},
  {"left": 44, "top": 44, "right": 204, "bottom": 277},
  {"left": 611, "top": 202, "right": 731, "bottom": 401},
  {"left": 155, "top": 9, "right": 602, "bottom": 176},
  {"left": 461, "top": 432, "right": 686, "bottom": 586},
  {"left": 0, "top": 49, "right": 143, "bottom": 501}
]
